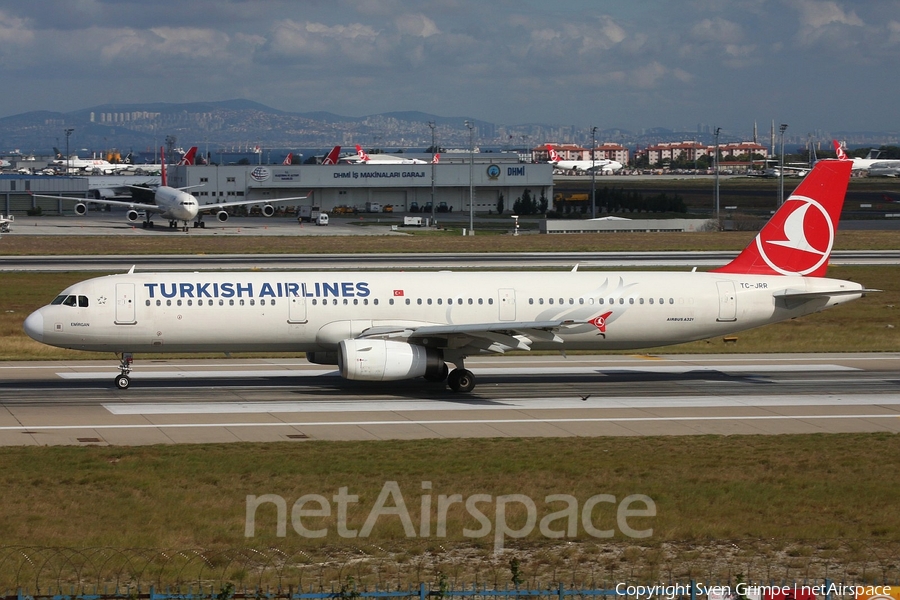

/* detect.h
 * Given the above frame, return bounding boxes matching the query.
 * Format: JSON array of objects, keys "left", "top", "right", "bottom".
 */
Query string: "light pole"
[
  {"left": 428, "top": 120, "right": 436, "bottom": 226},
  {"left": 714, "top": 127, "right": 721, "bottom": 223},
  {"left": 778, "top": 123, "right": 788, "bottom": 206},
  {"left": 590, "top": 126, "right": 597, "bottom": 218},
  {"left": 64, "top": 128, "right": 74, "bottom": 174},
  {"left": 465, "top": 120, "right": 474, "bottom": 236}
]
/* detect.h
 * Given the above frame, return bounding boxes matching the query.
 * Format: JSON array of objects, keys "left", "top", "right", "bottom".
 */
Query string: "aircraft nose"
[{"left": 23, "top": 310, "right": 44, "bottom": 343}]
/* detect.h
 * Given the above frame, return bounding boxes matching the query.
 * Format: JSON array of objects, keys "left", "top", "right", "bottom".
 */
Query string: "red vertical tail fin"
[
  {"left": 177, "top": 146, "right": 197, "bottom": 166},
  {"left": 355, "top": 144, "right": 370, "bottom": 162},
  {"left": 712, "top": 159, "right": 851, "bottom": 277},
  {"left": 545, "top": 144, "right": 563, "bottom": 163},
  {"left": 160, "top": 146, "right": 167, "bottom": 187},
  {"left": 322, "top": 145, "right": 341, "bottom": 165}
]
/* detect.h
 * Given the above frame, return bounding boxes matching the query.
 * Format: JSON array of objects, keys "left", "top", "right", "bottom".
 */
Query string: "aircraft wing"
[
  {"left": 31, "top": 194, "right": 164, "bottom": 213},
  {"left": 197, "top": 194, "right": 309, "bottom": 213},
  {"left": 359, "top": 319, "right": 585, "bottom": 353}
]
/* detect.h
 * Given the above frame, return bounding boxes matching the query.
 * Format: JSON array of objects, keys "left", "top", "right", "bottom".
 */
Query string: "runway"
[{"left": 1, "top": 353, "right": 898, "bottom": 445}]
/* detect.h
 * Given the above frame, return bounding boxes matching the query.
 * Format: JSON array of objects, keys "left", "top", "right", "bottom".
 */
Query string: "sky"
[{"left": 0, "top": 0, "right": 898, "bottom": 137}]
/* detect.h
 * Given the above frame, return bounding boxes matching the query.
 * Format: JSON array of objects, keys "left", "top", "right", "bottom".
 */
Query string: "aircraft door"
[
  {"left": 288, "top": 292, "right": 307, "bottom": 324},
  {"left": 498, "top": 288, "right": 516, "bottom": 321},
  {"left": 716, "top": 281, "right": 737, "bottom": 322},
  {"left": 115, "top": 283, "right": 136, "bottom": 324}
]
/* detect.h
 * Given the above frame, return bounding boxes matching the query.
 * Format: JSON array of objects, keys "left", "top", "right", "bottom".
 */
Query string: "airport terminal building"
[{"left": 167, "top": 155, "right": 552, "bottom": 215}]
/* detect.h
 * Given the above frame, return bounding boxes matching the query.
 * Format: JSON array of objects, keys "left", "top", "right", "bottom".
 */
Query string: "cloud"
[
  {"left": 395, "top": 14, "right": 440, "bottom": 37},
  {"left": 0, "top": 10, "right": 35, "bottom": 45},
  {"left": 792, "top": 0, "right": 863, "bottom": 46}
]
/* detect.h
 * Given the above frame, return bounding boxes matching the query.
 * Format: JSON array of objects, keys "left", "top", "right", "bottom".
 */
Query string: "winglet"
[{"left": 712, "top": 159, "right": 851, "bottom": 277}]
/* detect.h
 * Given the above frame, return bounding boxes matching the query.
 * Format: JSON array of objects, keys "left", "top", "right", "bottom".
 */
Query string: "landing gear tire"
[
  {"left": 424, "top": 362, "right": 449, "bottom": 383},
  {"left": 115, "top": 374, "right": 130, "bottom": 390},
  {"left": 447, "top": 368, "right": 476, "bottom": 393}
]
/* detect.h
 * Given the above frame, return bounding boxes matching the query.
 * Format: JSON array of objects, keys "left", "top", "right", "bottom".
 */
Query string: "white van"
[{"left": 316, "top": 213, "right": 329, "bottom": 226}]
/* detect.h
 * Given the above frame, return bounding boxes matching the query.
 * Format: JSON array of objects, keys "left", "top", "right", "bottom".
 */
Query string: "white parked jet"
[
  {"left": 349, "top": 145, "right": 432, "bottom": 165},
  {"left": 834, "top": 140, "right": 900, "bottom": 176},
  {"left": 24, "top": 159, "right": 871, "bottom": 392},
  {"left": 34, "top": 147, "right": 309, "bottom": 231},
  {"left": 546, "top": 144, "right": 623, "bottom": 173}
]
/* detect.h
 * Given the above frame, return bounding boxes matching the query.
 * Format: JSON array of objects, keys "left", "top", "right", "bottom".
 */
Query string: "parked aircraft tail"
[
  {"left": 176, "top": 146, "right": 198, "bottom": 166},
  {"left": 432, "top": 153, "right": 440, "bottom": 164},
  {"left": 160, "top": 147, "right": 167, "bottom": 187},
  {"left": 282, "top": 153, "right": 293, "bottom": 165},
  {"left": 322, "top": 145, "right": 341, "bottom": 165},
  {"left": 355, "top": 144, "right": 371, "bottom": 163},
  {"left": 712, "top": 159, "right": 852, "bottom": 277}
]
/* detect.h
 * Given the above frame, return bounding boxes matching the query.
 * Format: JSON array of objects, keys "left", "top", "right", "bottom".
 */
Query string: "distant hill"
[{"left": 0, "top": 99, "right": 895, "bottom": 154}]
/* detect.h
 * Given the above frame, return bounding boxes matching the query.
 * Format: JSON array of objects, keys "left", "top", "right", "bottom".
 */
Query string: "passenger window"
[
  {"left": 639, "top": 298, "right": 644, "bottom": 305},
  {"left": 488, "top": 298, "right": 493, "bottom": 305},
  {"left": 354, "top": 299, "right": 358, "bottom": 305},
  {"left": 240, "top": 299, "right": 245, "bottom": 306},
  {"left": 428, "top": 299, "right": 433, "bottom": 305},
  {"left": 312, "top": 299, "right": 317, "bottom": 306},
  {"left": 539, "top": 298, "right": 544, "bottom": 305},
  {"left": 629, "top": 298, "right": 634, "bottom": 304},
  {"left": 619, "top": 298, "right": 625, "bottom": 305},
  {"left": 389, "top": 299, "right": 395, "bottom": 306},
  {"left": 649, "top": 298, "right": 654, "bottom": 304},
  {"left": 437, "top": 298, "right": 442, "bottom": 305},
  {"left": 373, "top": 299, "right": 378, "bottom": 305},
  {"left": 669, "top": 298, "right": 674, "bottom": 304},
  {"left": 417, "top": 298, "right": 422, "bottom": 305},
  {"left": 219, "top": 299, "right": 224, "bottom": 306},
  {"left": 177, "top": 299, "right": 183, "bottom": 306},
  {"left": 157, "top": 300, "right": 161, "bottom": 306},
  {"left": 559, "top": 298, "right": 564, "bottom": 305},
  {"left": 478, "top": 298, "right": 483, "bottom": 305},
  {"left": 343, "top": 299, "right": 348, "bottom": 305},
  {"left": 659, "top": 298, "right": 664, "bottom": 304},
  {"left": 529, "top": 298, "right": 534, "bottom": 305},
  {"left": 145, "top": 300, "right": 151, "bottom": 306},
  {"left": 250, "top": 299, "right": 255, "bottom": 306},
  {"left": 599, "top": 298, "right": 604, "bottom": 305},
  {"left": 167, "top": 299, "right": 172, "bottom": 306},
  {"left": 365, "top": 299, "right": 370, "bottom": 305},
  {"left": 447, "top": 298, "right": 452, "bottom": 305},
  {"left": 579, "top": 298, "right": 584, "bottom": 305},
  {"left": 229, "top": 299, "right": 235, "bottom": 306},
  {"left": 260, "top": 299, "right": 265, "bottom": 306},
  {"left": 549, "top": 298, "right": 554, "bottom": 305},
  {"left": 405, "top": 299, "right": 410, "bottom": 305}
]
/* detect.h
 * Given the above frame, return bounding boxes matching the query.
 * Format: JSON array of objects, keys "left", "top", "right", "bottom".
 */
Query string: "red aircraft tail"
[
  {"left": 160, "top": 146, "right": 167, "bottom": 187},
  {"left": 322, "top": 145, "right": 341, "bottom": 165},
  {"left": 712, "top": 159, "right": 852, "bottom": 277},
  {"left": 545, "top": 144, "right": 563, "bottom": 163},
  {"left": 177, "top": 146, "right": 198, "bottom": 166}
]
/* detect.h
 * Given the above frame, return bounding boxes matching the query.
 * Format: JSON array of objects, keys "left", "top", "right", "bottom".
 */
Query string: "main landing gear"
[
  {"left": 141, "top": 219, "right": 155, "bottom": 229},
  {"left": 447, "top": 368, "right": 476, "bottom": 393},
  {"left": 168, "top": 220, "right": 190, "bottom": 232},
  {"left": 115, "top": 353, "right": 133, "bottom": 390}
]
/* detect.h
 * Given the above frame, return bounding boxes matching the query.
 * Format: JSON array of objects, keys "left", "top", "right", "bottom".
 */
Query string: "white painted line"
[
  {"left": 103, "top": 394, "right": 900, "bottom": 415},
  {"left": 61, "top": 363, "right": 859, "bottom": 380},
  {"left": 3, "top": 413, "right": 900, "bottom": 432}
]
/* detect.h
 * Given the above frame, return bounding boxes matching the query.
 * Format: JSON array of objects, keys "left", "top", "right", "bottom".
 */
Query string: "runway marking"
[
  {"left": 0, "top": 413, "right": 898, "bottom": 432},
  {"left": 57, "top": 363, "right": 860, "bottom": 380},
  {"left": 103, "top": 394, "right": 900, "bottom": 415}
]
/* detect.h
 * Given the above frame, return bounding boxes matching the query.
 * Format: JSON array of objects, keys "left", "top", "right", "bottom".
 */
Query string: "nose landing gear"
[{"left": 115, "top": 353, "right": 133, "bottom": 389}]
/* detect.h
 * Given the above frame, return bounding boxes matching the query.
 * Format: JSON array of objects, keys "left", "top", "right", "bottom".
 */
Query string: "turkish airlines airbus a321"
[{"left": 24, "top": 158, "right": 872, "bottom": 392}]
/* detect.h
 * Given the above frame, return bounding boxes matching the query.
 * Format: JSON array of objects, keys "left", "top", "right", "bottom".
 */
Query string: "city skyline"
[{"left": 0, "top": 1, "right": 898, "bottom": 137}]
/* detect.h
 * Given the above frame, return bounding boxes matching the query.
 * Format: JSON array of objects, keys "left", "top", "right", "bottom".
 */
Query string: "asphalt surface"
[{"left": 1, "top": 353, "right": 898, "bottom": 445}]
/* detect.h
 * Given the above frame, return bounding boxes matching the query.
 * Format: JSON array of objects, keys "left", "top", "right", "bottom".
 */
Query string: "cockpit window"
[
  {"left": 51, "top": 295, "right": 67, "bottom": 305},
  {"left": 78, "top": 296, "right": 89, "bottom": 307},
  {"left": 62, "top": 295, "right": 77, "bottom": 307}
]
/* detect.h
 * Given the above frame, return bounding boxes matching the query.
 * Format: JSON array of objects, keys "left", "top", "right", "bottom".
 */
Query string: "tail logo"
[
  {"left": 756, "top": 195, "right": 834, "bottom": 275},
  {"left": 589, "top": 311, "right": 613, "bottom": 338}
]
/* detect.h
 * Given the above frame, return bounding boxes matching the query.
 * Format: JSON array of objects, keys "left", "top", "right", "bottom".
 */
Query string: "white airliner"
[
  {"left": 834, "top": 140, "right": 900, "bottom": 176},
  {"left": 51, "top": 147, "right": 195, "bottom": 174},
  {"left": 546, "top": 144, "right": 623, "bottom": 173},
  {"left": 349, "top": 145, "right": 432, "bottom": 165},
  {"left": 23, "top": 159, "right": 871, "bottom": 393},
  {"left": 34, "top": 147, "right": 309, "bottom": 231}
]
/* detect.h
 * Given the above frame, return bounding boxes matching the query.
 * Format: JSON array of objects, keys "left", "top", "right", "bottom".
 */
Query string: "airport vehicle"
[
  {"left": 545, "top": 144, "right": 623, "bottom": 173},
  {"left": 833, "top": 140, "right": 900, "bottom": 175},
  {"left": 23, "top": 159, "right": 871, "bottom": 393},
  {"left": 317, "top": 213, "right": 329, "bottom": 226},
  {"left": 297, "top": 205, "right": 322, "bottom": 223},
  {"left": 35, "top": 147, "right": 308, "bottom": 231},
  {"left": 0, "top": 214, "right": 12, "bottom": 232}
]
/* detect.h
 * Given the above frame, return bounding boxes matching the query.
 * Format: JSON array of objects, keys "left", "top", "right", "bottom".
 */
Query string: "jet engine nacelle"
[
  {"left": 74, "top": 203, "right": 87, "bottom": 216},
  {"left": 216, "top": 210, "right": 229, "bottom": 222},
  {"left": 262, "top": 204, "right": 275, "bottom": 217},
  {"left": 126, "top": 210, "right": 140, "bottom": 222},
  {"left": 338, "top": 339, "right": 445, "bottom": 381}
]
